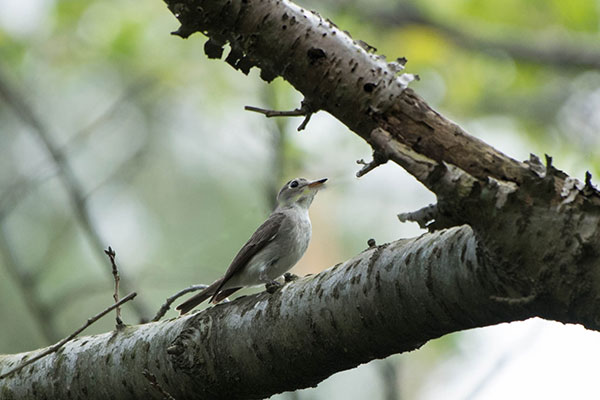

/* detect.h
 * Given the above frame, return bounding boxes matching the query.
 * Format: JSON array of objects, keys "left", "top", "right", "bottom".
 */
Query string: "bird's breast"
[{"left": 267, "top": 211, "right": 312, "bottom": 278}]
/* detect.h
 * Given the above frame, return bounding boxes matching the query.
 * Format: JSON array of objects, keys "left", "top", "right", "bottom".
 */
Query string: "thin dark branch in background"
[
  {"left": 49, "top": 283, "right": 106, "bottom": 312},
  {"left": 358, "top": 2, "right": 600, "bottom": 69},
  {"left": 0, "top": 79, "right": 153, "bottom": 221},
  {"left": 152, "top": 284, "right": 208, "bottom": 322},
  {"left": 28, "top": 219, "right": 73, "bottom": 280},
  {"left": 259, "top": 85, "right": 290, "bottom": 211},
  {"left": 104, "top": 246, "right": 123, "bottom": 327},
  {"left": 0, "top": 165, "right": 58, "bottom": 222},
  {"left": 0, "top": 69, "right": 150, "bottom": 320},
  {"left": 0, "top": 292, "right": 137, "bottom": 380},
  {"left": 462, "top": 326, "right": 542, "bottom": 400},
  {"left": 58, "top": 78, "right": 153, "bottom": 152},
  {"left": 378, "top": 358, "right": 401, "bottom": 400},
  {"left": 84, "top": 142, "right": 150, "bottom": 200},
  {"left": 0, "top": 225, "right": 60, "bottom": 344}
]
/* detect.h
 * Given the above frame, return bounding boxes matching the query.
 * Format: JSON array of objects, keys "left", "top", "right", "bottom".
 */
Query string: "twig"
[
  {"left": 104, "top": 246, "right": 123, "bottom": 327},
  {"left": 0, "top": 292, "right": 137, "bottom": 380},
  {"left": 151, "top": 284, "right": 208, "bottom": 322},
  {"left": 142, "top": 369, "right": 177, "bottom": 400},
  {"left": 244, "top": 100, "right": 314, "bottom": 131},
  {"left": 398, "top": 204, "right": 438, "bottom": 229},
  {"left": 356, "top": 150, "right": 388, "bottom": 177},
  {"left": 585, "top": 171, "right": 593, "bottom": 188},
  {"left": 244, "top": 105, "right": 306, "bottom": 118}
]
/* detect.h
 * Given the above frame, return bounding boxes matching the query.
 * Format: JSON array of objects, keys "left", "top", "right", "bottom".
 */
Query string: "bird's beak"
[{"left": 307, "top": 178, "right": 328, "bottom": 188}]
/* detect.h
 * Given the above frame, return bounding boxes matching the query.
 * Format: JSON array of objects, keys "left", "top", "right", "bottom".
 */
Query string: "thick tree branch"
[
  {"left": 2, "top": 1, "right": 600, "bottom": 399},
  {"left": 165, "top": 0, "right": 525, "bottom": 185},
  {"left": 1, "top": 226, "right": 537, "bottom": 399}
]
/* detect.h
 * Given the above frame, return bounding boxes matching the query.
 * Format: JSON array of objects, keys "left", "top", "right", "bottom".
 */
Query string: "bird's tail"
[{"left": 176, "top": 279, "right": 222, "bottom": 315}]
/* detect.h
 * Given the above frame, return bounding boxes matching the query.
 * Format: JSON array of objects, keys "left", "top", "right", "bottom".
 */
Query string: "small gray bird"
[{"left": 177, "top": 177, "right": 327, "bottom": 314}]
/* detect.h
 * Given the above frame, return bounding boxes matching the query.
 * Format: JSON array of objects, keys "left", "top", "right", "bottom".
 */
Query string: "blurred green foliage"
[{"left": 0, "top": 0, "right": 599, "bottom": 398}]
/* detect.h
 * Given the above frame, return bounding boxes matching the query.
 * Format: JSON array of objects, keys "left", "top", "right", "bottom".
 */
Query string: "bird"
[{"left": 176, "top": 177, "right": 327, "bottom": 314}]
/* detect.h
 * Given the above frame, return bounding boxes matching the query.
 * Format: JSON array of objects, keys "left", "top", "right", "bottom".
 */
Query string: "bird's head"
[{"left": 276, "top": 177, "right": 327, "bottom": 209}]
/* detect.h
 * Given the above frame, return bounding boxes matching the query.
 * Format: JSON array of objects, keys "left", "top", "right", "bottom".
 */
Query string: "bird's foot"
[
  {"left": 265, "top": 280, "right": 282, "bottom": 294},
  {"left": 284, "top": 272, "right": 299, "bottom": 282}
]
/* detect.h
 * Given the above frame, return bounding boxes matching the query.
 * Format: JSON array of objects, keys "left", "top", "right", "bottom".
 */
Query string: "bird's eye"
[{"left": 290, "top": 180, "right": 299, "bottom": 188}]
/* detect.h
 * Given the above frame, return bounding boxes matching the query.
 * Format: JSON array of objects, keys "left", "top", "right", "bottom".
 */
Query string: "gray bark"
[
  {"left": 1, "top": 0, "right": 600, "bottom": 398},
  {"left": 1, "top": 226, "right": 535, "bottom": 399}
]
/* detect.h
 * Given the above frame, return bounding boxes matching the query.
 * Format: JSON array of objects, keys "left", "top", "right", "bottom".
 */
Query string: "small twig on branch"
[
  {"left": 244, "top": 105, "right": 306, "bottom": 118},
  {"left": 142, "top": 369, "right": 177, "bottom": 400},
  {"left": 104, "top": 246, "right": 123, "bottom": 327},
  {"left": 356, "top": 150, "right": 388, "bottom": 177},
  {"left": 0, "top": 292, "right": 137, "bottom": 380},
  {"left": 151, "top": 284, "right": 208, "bottom": 322},
  {"left": 398, "top": 204, "right": 438, "bottom": 229},
  {"left": 585, "top": 171, "right": 593, "bottom": 188},
  {"left": 244, "top": 100, "right": 314, "bottom": 131}
]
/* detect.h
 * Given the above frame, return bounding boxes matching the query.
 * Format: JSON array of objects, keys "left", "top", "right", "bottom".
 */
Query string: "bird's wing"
[{"left": 210, "top": 212, "right": 286, "bottom": 301}]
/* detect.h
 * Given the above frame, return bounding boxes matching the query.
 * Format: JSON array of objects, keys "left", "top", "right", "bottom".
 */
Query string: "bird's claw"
[
  {"left": 284, "top": 272, "right": 299, "bottom": 282},
  {"left": 265, "top": 280, "right": 282, "bottom": 294}
]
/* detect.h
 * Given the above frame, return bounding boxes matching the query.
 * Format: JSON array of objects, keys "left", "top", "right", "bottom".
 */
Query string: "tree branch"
[
  {"left": 0, "top": 292, "right": 137, "bottom": 380},
  {"left": 0, "top": 225, "right": 60, "bottom": 343},
  {"left": 367, "top": 2, "right": 600, "bottom": 70},
  {"left": 2, "top": 1, "right": 599, "bottom": 398},
  {"left": 0, "top": 227, "right": 537, "bottom": 399},
  {"left": 0, "top": 70, "right": 151, "bottom": 320}
]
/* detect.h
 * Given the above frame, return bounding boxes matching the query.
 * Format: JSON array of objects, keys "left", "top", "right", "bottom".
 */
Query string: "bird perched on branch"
[{"left": 177, "top": 177, "right": 327, "bottom": 314}]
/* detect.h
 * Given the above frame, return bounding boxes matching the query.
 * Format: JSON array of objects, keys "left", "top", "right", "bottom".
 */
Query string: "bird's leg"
[{"left": 259, "top": 265, "right": 283, "bottom": 294}]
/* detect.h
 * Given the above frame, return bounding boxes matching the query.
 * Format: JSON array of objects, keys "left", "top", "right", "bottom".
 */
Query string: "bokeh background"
[{"left": 1, "top": 0, "right": 599, "bottom": 398}]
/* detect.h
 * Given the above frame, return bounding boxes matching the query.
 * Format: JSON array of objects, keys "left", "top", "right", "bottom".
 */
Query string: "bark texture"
[
  {"left": 1, "top": 0, "right": 600, "bottom": 398},
  {"left": 1, "top": 227, "right": 534, "bottom": 400}
]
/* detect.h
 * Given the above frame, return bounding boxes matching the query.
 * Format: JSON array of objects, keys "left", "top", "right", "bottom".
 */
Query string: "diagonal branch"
[
  {"left": 366, "top": 2, "right": 600, "bottom": 70},
  {"left": 0, "top": 70, "right": 150, "bottom": 320},
  {"left": 162, "top": 0, "right": 600, "bottom": 331},
  {"left": 165, "top": 0, "right": 526, "bottom": 186},
  {"left": 0, "top": 224, "right": 60, "bottom": 343}
]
